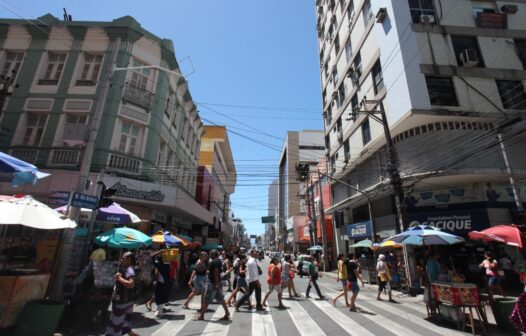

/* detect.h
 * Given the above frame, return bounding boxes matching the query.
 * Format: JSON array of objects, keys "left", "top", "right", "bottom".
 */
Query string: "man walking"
[
  {"left": 305, "top": 256, "right": 325, "bottom": 300},
  {"left": 346, "top": 253, "right": 365, "bottom": 311},
  {"left": 376, "top": 254, "right": 394, "bottom": 302},
  {"left": 197, "top": 250, "right": 230, "bottom": 321},
  {"left": 235, "top": 249, "right": 264, "bottom": 312}
]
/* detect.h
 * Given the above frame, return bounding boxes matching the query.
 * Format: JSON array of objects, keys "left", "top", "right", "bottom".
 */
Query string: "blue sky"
[{"left": 1, "top": 0, "right": 323, "bottom": 236}]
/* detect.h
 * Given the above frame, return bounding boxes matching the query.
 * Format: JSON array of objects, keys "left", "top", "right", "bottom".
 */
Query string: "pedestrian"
[
  {"left": 347, "top": 253, "right": 365, "bottom": 311},
  {"left": 281, "top": 254, "right": 300, "bottom": 299},
  {"left": 262, "top": 257, "right": 286, "bottom": 309},
  {"left": 331, "top": 253, "right": 349, "bottom": 307},
  {"left": 235, "top": 249, "right": 264, "bottom": 312},
  {"left": 151, "top": 251, "right": 171, "bottom": 317},
  {"left": 227, "top": 254, "right": 252, "bottom": 308},
  {"left": 232, "top": 252, "right": 240, "bottom": 291},
  {"left": 306, "top": 256, "right": 325, "bottom": 300},
  {"left": 376, "top": 254, "right": 394, "bottom": 302},
  {"left": 182, "top": 251, "right": 208, "bottom": 309},
  {"left": 197, "top": 250, "right": 230, "bottom": 321},
  {"left": 480, "top": 251, "right": 506, "bottom": 300},
  {"left": 298, "top": 257, "right": 304, "bottom": 278},
  {"left": 104, "top": 251, "right": 139, "bottom": 336},
  {"left": 222, "top": 256, "right": 233, "bottom": 292}
]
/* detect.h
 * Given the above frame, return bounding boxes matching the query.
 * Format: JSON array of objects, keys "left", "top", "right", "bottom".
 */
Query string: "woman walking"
[
  {"left": 262, "top": 257, "right": 286, "bottom": 309},
  {"left": 182, "top": 252, "right": 208, "bottom": 309},
  {"left": 227, "top": 255, "right": 252, "bottom": 308},
  {"left": 105, "top": 252, "right": 139, "bottom": 336},
  {"left": 480, "top": 251, "right": 506, "bottom": 300},
  {"left": 281, "top": 255, "right": 300, "bottom": 299},
  {"left": 151, "top": 252, "right": 171, "bottom": 317},
  {"left": 332, "top": 254, "right": 349, "bottom": 307}
]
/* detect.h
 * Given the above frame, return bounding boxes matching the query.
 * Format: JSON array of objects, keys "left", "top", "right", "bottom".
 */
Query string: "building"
[
  {"left": 0, "top": 14, "right": 214, "bottom": 239},
  {"left": 266, "top": 179, "right": 279, "bottom": 249},
  {"left": 277, "top": 130, "right": 325, "bottom": 252},
  {"left": 316, "top": 0, "right": 526, "bottom": 255},
  {"left": 196, "top": 125, "right": 237, "bottom": 247}
]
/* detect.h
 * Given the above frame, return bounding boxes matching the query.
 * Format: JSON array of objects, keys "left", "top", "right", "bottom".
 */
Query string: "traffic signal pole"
[{"left": 317, "top": 170, "right": 329, "bottom": 272}]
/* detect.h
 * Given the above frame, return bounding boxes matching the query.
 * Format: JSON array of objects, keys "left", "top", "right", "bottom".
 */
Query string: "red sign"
[{"left": 476, "top": 12, "right": 506, "bottom": 29}]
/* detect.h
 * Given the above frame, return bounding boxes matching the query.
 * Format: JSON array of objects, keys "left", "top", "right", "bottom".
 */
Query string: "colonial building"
[
  {"left": 0, "top": 14, "right": 213, "bottom": 238},
  {"left": 316, "top": 0, "right": 526, "bottom": 254}
]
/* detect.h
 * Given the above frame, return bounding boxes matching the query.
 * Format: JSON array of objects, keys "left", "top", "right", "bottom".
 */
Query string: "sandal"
[
  {"left": 193, "top": 315, "right": 204, "bottom": 321},
  {"left": 182, "top": 304, "right": 189, "bottom": 309}
]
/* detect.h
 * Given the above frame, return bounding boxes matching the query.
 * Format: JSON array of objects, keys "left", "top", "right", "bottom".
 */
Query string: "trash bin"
[
  {"left": 491, "top": 297, "right": 519, "bottom": 333},
  {"left": 13, "top": 299, "right": 64, "bottom": 336}
]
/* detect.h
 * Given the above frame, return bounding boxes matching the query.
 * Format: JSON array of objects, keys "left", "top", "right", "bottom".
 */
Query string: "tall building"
[
  {"left": 316, "top": 0, "right": 526, "bottom": 254},
  {"left": 0, "top": 14, "right": 213, "bottom": 238},
  {"left": 277, "top": 130, "right": 325, "bottom": 252},
  {"left": 196, "top": 125, "right": 237, "bottom": 247}
]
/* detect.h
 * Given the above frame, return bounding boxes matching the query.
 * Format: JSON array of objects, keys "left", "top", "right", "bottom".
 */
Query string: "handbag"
[
  {"left": 289, "top": 271, "right": 295, "bottom": 279},
  {"left": 257, "top": 265, "right": 263, "bottom": 276}
]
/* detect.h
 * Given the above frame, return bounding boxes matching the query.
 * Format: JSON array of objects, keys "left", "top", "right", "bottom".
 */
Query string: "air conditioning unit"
[
  {"left": 376, "top": 7, "right": 388, "bottom": 23},
  {"left": 459, "top": 49, "right": 479, "bottom": 67},
  {"left": 501, "top": 5, "right": 518, "bottom": 14},
  {"left": 420, "top": 14, "right": 435, "bottom": 24},
  {"left": 332, "top": 91, "right": 338, "bottom": 99}
]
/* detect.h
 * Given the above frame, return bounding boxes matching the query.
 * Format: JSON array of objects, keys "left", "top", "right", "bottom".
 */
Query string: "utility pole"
[
  {"left": 309, "top": 178, "right": 319, "bottom": 245},
  {"left": 49, "top": 38, "right": 121, "bottom": 299},
  {"left": 317, "top": 170, "right": 329, "bottom": 272},
  {"left": 305, "top": 184, "right": 315, "bottom": 245},
  {"left": 498, "top": 133, "right": 524, "bottom": 212}
]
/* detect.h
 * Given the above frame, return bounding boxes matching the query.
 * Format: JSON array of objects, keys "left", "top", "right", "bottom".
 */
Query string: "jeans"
[
  {"left": 306, "top": 276, "right": 323, "bottom": 298},
  {"left": 236, "top": 280, "right": 262, "bottom": 309}
]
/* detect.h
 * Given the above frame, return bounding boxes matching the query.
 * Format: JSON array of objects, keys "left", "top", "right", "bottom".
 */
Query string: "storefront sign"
[
  {"left": 408, "top": 209, "right": 490, "bottom": 235},
  {"left": 72, "top": 192, "right": 98, "bottom": 209},
  {"left": 49, "top": 191, "right": 70, "bottom": 205},
  {"left": 111, "top": 182, "right": 165, "bottom": 202},
  {"left": 346, "top": 220, "right": 372, "bottom": 239}
]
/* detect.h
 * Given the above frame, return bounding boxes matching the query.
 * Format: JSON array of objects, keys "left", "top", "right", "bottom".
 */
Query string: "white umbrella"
[{"left": 0, "top": 195, "right": 76, "bottom": 229}]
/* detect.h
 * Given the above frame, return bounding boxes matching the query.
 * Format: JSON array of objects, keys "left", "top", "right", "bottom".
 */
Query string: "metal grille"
[
  {"left": 50, "top": 150, "right": 80, "bottom": 165},
  {"left": 108, "top": 154, "right": 140, "bottom": 173}
]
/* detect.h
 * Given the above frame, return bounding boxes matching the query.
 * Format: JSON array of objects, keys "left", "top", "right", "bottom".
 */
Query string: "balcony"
[
  {"left": 62, "top": 123, "right": 89, "bottom": 146},
  {"left": 476, "top": 12, "right": 506, "bottom": 29},
  {"left": 11, "top": 149, "right": 38, "bottom": 163},
  {"left": 108, "top": 153, "right": 141, "bottom": 174},
  {"left": 50, "top": 150, "right": 80, "bottom": 166},
  {"left": 122, "top": 82, "right": 154, "bottom": 110}
]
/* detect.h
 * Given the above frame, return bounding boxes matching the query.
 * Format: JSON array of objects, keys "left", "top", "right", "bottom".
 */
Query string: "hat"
[{"left": 378, "top": 254, "right": 385, "bottom": 260}]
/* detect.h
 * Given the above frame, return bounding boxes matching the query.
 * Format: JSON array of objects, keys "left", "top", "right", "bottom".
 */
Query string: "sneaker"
[{"left": 155, "top": 310, "right": 163, "bottom": 317}]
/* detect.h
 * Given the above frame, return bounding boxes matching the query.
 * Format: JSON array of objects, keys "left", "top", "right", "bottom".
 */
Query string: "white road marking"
[
  {"left": 310, "top": 299, "right": 375, "bottom": 336},
  {"left": 252, "top": 305, "right": 278, "bottom": 336},
  {"left": 286, "top": 299, "right": 328, "bottom": 336}
]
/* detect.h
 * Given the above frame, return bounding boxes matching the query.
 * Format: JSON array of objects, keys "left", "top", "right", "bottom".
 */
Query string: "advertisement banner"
[
  {"left": 407, "top": 209, "right": 490, "bottom": 236},
  {"left": 346, "top": 220, "right": 372, "bottom": 239}
]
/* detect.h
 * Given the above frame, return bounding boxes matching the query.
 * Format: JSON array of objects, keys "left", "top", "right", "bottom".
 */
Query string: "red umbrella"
[{"left": 468, "top": 224, "right": 526, "bottom": 249}]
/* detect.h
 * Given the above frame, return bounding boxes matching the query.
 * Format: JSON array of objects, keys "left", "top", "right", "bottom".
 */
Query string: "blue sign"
[
  {"left": 71, "top": 192, "right": 99, "bottom": 210},
  {"left": 347, "top": 220, "right": 372, "bottom": 239},
  {"left": 49, "top": 191, "right": 70, "bottom": 205},
  {"left": 407, "top": 209, "right": 490, "bottom": 236}
]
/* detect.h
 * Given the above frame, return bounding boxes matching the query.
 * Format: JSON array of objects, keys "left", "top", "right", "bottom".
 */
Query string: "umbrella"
[
  {"left": 372, "top": 240, "right": 403, "bottom": 250},
  {"left": 468, "top": 224, "right": 525, "bottom": 249},
  {"left": 94, "top": 227, "right": 152, "bottom": 249},
  {"left": 179, "top": 234, "right": 193, "bottom": 242},
  {"left": 386, "top": 225, "right": 465, "bottom": 246},
  {"left": 55, "top": 202, "right": 141, "bottom": 224},
  {"left": 151, "top": 231, "right": 187, "bottom": 247},
  {"left": 0, "top": 195, "right": 76, "bottom": 229},
  {"left": 307, "top": 245, "right": 324, "bottom": 251},
  {"left": 350, "top": 239, "right": 373, "bottom": 248},
  {"left": 201, "top": 243, "right": 222, "bottom": 251},
  {"left": 0, "top": 151, "right": 50, "bottom": 187}
]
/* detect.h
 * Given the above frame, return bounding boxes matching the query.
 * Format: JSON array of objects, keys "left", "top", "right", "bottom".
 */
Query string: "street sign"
[
  {"left": 49, "top": 191, "right": 71, "bottom": 205},
  {"left": 250, "top": 234, "right": 257, "bottom": 239},
  {"left": 71, "top": 192, "right": 99, "bottom": 210},
  {"left": 261, "top": 216, "right": 274, "bottom": 224}
]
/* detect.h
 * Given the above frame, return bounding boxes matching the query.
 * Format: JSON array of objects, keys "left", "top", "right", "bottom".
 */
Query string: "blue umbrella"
[
  {"left": 94, "top": 227, "right": 152, "bottom": 249},
  {"left": 307, "top": 245, "right": 324, "bottom": 251},
  {"left": 0, "top": 151, "right": 50, "bottom": 187},
  {"left": 386, "top": 225, "right": 465, "bottom": 246}
]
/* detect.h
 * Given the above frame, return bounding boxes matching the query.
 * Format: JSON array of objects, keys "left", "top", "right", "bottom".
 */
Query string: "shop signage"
[
  {"left": 71, "top": 192, "right": 98, "bottom": 209},
  {"left": 408, "top": 209, "right": 490, "bottom": 235},
  {"left": 49, "top": 191, "right": 70, "bottom": 205},
  {"left": 347, "top": 220, "right": 372, "bottom": 239},
  {"left": 111, "top": 182, "right": 165, "bottom": 202},
  {"left": 261, "top": 216, "right": 275, "bottom": 224},
  {"left": 476, "top": 12, "right": 506, "bottom": 29}
]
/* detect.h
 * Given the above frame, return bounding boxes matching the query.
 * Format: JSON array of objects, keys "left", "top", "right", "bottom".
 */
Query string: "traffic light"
[{"left": 97, "top": 182, "right": 116, "bottom": 209}]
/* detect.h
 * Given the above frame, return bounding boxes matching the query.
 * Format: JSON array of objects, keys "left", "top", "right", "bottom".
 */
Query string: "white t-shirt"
[{"left": 246, "top": 257, "right": 260, "bottom": 283}]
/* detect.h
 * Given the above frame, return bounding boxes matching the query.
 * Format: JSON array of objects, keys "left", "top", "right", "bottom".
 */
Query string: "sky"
[{"left": 0, "top": 0, "right": 323, "bottom": 236}]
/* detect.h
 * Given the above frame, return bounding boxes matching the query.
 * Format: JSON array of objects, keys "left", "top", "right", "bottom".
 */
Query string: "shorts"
[
  {"left": 281, "top": 274, "right": 290, "bottom": 284},
  {"left": 204, "top": 283, "right": 225, "bottom": 303},
  {"left": 348, "top": 281, "right": 360, "bottom": 293},
  {"left": 193, "top": 275, "right": 207, "bottom": 294},
  {"left": 237, "top": 277, "right": 248, "bottom": 289},
  {"left": 488, "top": 276, "right": 500, "bottom": 286},
  {"left": 378, "top": 280, "right": 388, "bottom": 292},
  {"left": 268, "top": 283, "right": 282, "bottom": 294},
  {"left": 339, "top": 279, "right": 348, "bottom": 287}
]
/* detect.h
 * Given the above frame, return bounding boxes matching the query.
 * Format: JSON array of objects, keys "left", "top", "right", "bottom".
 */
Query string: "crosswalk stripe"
[
  {"left": 286, "top": 299, "right": 328, "bottom": 336},
  {"left": 309, "top": 299, "right": 376, "bottom": 336},
  {"left": 319, "top": 287, "right": 431, "bottom": 336},
  {"left": 252, "top": 306, "right": 278, "bottom": 336},
  {"left": 150, "top": 306, "right": 196, "bottom": 336},
  {"left": 200, "top": 304, "right": 234, "bottom": 336}
]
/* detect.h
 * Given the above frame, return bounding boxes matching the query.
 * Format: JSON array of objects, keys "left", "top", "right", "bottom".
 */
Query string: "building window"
[
  {"left": 2, "top": 51, "right": 24, "bottom": 78},
  {"left": 324, "top": 62, "right": 329, "bottom": 79},
  {"left": 425, "top": 76, "right": 459, "bottom": 106},
  {"left": 77, "top": 53, "right": 103, "bottom": 86},
  {"left": 334, "top": 33, "right": 340, "bottom": 54},
  {"left": 347, "top": 1, "right": 355, "bottom": 22},
  {"left": 515, "top": 39, "right": 526, "bottom": 69},
  {"left": 119, "top": 121, "right": 141, "bottom": 155},
  {"left": 23, "top": 112, "right": 48, "bottom": 146},
  {"left": 337, "top": 83, "right": 346, "bottom": 107},
  {"left": 345, "top": 38, "right": 353, "bottom": 62},
  {"left": 496, "top": 80, "right": 526, "bottom": 110},
  {"left": 451, "top": 36, "right": 484, "bottom": 67},
  {"left": 362, "top": 118, "right": 371, "bottom": 145},
  {"left": 65, "top": 113, "right": 87, "bottom": 125},
  {"left": 339, "top": 0, "right": 346, "bottom": 13},
  {"left": 39, "top": 52, "right": 66, "bottom": 85},
  {"left": 332, "top": 67, "right": 339, "bottom": 87},
  {"left": 371, "top": 60, "right": 384, "bottom": 94},
  {"left": 351, "top": 93, "right": 358, "bottom": 111},
  {"left": 353, "top": 51, "right": 362, "bottom": 74},
  {"left": 129, "top": 59, "right": 151, "bottom": 89},
  {"left": 343, "top": 139, "right": 350, "bottom": 161},
  {"left": 363, "top": 0, "right": 373, "bottom": 27},
  {"left": 408, "top": 0, "right": 435, "bottom": 23}
]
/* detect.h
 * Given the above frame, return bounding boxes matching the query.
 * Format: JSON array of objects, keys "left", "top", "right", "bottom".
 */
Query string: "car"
[{"left": 294, "top": 254, "right": 312, "bottom": 272}]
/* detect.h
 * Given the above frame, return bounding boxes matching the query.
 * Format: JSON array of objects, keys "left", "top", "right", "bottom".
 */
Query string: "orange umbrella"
[{"left": 469, "top": 224, "right": 525, "bottom": 249}]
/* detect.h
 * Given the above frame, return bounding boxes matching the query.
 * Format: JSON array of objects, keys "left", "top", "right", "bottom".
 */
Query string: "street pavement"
[{"left": 63, "top": 257, "right": 513, "bottom": 336}]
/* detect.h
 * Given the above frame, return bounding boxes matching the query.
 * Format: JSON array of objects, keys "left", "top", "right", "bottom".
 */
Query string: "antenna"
[{"left": 63, "top": 8, "right": 72, "bottom": 21}]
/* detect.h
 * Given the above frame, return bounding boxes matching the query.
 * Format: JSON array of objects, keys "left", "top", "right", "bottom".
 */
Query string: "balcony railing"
[
  {"left": 122, "top": 82, "right": 154, "bottom": 110},
  {"left": 50, "top": 150, "right": 80, "bottom": 166},
  {"left": 108, "top": 153, "right": 141, "bottom": 174},
  {"left": 11, "top": 149, "right": 38, "bottom": 163}
]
